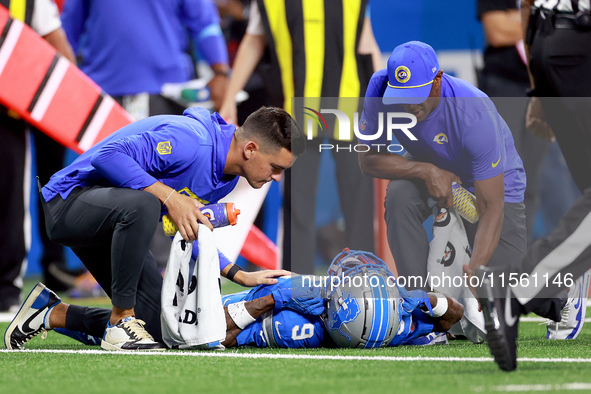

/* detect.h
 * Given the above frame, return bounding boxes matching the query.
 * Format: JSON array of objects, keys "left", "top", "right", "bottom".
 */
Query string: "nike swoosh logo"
[
  {"left": 22, "top": 306, "right": 46, "bottom": 333},
  {"left": 505, "top": 287, "right": 517, "bottom": 327},
  {"left": 574, "top": 295, "right": 582, "bottom": 310},
  {"left": 492, "top": 156, "right": 501, "bottom": 168},
  {"left": 275, "top": 321, "right": 282, "bottom": 339}
]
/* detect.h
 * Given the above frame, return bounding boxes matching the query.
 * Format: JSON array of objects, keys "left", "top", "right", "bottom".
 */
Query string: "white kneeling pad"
[{"left": 161, "top": 226, "right": 226, "bottom": 350}]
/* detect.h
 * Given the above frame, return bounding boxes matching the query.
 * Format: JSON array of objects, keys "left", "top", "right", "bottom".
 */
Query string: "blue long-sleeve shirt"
[{"left": 42, "top": 107, "right": 239, "bottom": 269}]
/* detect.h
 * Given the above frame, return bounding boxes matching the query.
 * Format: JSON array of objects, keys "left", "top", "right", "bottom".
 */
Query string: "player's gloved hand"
[
  {"left": 271, "top": 276, "right": 325, "bottom": 315},
  {"left": 272, "top": 291, "right": 326, "bottom": 315}
]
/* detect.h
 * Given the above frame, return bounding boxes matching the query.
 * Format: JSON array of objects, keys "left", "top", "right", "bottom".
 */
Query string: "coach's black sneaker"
[
  {"left": 474, "top": 266, "right": 519, "bottom": 372},
  {"left": 101, "top": 316, "right": 167, "bottom": 351},
  {"left": 4, "top": 282, "right": 61, "bottom": 350}
]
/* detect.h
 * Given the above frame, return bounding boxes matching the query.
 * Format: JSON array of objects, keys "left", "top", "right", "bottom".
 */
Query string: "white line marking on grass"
[
  {"left": 2, "top": 349, "right": 591, "bottom": 364},
  {"left": 0, "top": 313, "right": 15, "bottom": 323},
  {"left": 472, "top": 383, "right": 591, "bottom": 392},
  {"left": 521, "top": 317, "right": 591, "bottom": 323}
]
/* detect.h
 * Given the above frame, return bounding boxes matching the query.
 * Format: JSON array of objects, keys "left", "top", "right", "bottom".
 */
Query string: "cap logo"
[{"left": 395, "top": 66, "right": 411, "bottom": 84}]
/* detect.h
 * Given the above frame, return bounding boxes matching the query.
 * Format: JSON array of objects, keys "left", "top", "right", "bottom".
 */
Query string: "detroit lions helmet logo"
[{"left": 328, "top": 292, "right": 361, "bottom": 341}]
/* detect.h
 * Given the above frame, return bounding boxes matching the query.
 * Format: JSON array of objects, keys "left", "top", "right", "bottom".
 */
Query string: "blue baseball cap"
[{"left": 383, "top": 41, "right": 440, "bottom": 105}]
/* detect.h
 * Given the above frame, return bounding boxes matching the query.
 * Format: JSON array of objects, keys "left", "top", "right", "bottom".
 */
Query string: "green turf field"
[{"left": 2, "top": 283, "right": 591, "bottom": 393}]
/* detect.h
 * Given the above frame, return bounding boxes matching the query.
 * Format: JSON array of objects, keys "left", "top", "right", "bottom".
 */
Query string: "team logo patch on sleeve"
[
  {"left": 157, "top": 141, "right": 172, "bottom": 155},
  {"left": 433, "top": 133, "right": 448, "bottom": 144}
]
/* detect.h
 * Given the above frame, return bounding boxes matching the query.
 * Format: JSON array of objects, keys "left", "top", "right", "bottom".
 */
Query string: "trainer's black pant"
[
  {"left": 530, "top": 19, "right": 591, "bottom": 192},
  {"left": 0, "top": 112, "right": 29, "bottom": 309},
  {"left": 42, "top": 186, "right": 163, "bottom": 339},
  {"left": 114, "top": 94, "right": 187, "bottom": 269},
  {"left": 34, "top": 129, "right": 66, "bottom": 270},
  {"left": 384, "top": 179, "right": 527, "bottom": 291}
]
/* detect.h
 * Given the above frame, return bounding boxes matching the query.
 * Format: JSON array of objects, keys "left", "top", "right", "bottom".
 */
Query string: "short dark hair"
[{"left": 239, "top": 107, "right": 306, "bottom": 156}]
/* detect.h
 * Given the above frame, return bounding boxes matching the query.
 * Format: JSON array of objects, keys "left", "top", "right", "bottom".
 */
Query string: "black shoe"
[{"left": 474, "top": 266, "right": 519, "bottom": 372}]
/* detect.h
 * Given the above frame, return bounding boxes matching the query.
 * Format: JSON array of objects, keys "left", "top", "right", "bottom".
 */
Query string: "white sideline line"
[
  {"left": 0, "top": 313, "right": 16, "bottom": 323},
  {"left": 472, "top": 383, "right": 591, "bottom": 392},
  {"left": 2, "top": 349, "right": 591, "bottom": 364},
  {"left": 521, "top": 317, "right": 591, "bottom": 323}
]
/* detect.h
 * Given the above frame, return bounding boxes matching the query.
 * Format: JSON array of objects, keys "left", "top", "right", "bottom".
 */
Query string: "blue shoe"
[
  {"left": 404, "top": 332, "right": 449, "bottom": 346},
  {"left": 54, "top": 328, "right": 101, "bottom": 346},
  {"left": 4, "top": 283, "right": 61, "bottom": 350},
  {"left": 547, "top": 269, "right": 591, "bottom": 340}
]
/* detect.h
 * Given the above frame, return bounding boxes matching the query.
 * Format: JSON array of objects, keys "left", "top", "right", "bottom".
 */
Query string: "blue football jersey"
[
  {"left": 388, "top": 308, "right": 436, "bottom": 347},
  {"left": 222, "top": 278, "right": 437, "bottom": 348},
  {"left": 222, "top": 278, "right": 326, "bottom": 348}
]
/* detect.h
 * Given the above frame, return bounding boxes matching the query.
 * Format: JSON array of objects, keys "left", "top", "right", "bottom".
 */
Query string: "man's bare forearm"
[
  {"left": 358, "top": 150, "right": 433, "bottom": 181},
  {"left": 429, "top": 294, "right": 464, "bottom": 332}
]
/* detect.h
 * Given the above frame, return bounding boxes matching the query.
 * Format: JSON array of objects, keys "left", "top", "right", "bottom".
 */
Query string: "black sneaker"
[
  {"left": 474, "top": 266, "right": 519, "bottom": 372},
  {"left": 4, "top": 283, "right": 61, "bottom": 350}
]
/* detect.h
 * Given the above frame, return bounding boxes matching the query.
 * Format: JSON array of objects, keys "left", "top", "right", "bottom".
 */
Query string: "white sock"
[{"left": 43, "top": 305, "right": 57, "bottom": 329}]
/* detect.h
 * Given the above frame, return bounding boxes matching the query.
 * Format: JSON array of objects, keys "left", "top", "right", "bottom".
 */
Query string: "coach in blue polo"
[{"left": 357, "top": 41, "right": 527, "bottom": 290}]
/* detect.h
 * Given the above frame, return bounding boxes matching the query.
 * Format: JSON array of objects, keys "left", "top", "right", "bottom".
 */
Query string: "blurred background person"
[
  {"left": 477, "top": 0, "right": 580, "bottom": 245},
  {"left": 216, "top": 0, "right": 270, "bottom": 125},
  {"left": 61, "top": 0, "right": 230, "bottom": 117},
  {"left": 0, "top": 0, "right": 76, "bottom": 312},
  {"left": 59, "top": 0, "right": 231, "bottom": 269},
  {"left": 219, "top": 0, "right": 382, "bottom": 274},
  {"left": 477, "top": 0, "right": 549, "bottom": 243}
]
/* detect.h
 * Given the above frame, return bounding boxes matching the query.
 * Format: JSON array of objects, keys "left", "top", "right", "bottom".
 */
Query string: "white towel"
[
  {"left": 427, "top": 207, "right": 485, "bottom": 343},
  {"left": 160, "top": 225, "right": 226, "bottom": 350}
]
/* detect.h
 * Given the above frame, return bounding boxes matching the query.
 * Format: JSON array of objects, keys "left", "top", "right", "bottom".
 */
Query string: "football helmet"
[{"left": 323, "top": 249, "right": 400, "bottom": 348}]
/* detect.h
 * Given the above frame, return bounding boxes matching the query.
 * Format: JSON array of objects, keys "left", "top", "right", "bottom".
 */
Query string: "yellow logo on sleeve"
[
  {"left": 492, "top": 156, "right": 501, "bottom": 168},
  {"left": 433, "top": 133, "right": 448, "bottom": 144},
  {"left": 157, "top": 141, "right": 172, "bottom": 155}
]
